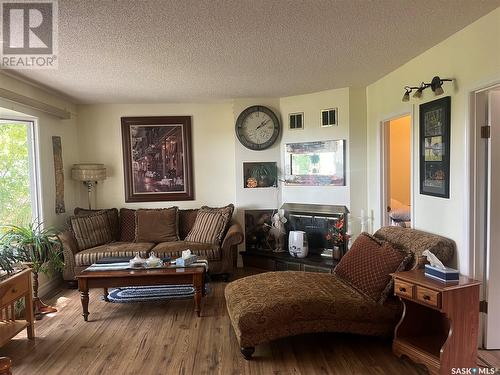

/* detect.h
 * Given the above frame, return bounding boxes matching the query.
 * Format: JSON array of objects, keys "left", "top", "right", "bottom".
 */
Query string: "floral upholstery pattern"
[
  {"left": 225, "top": 271, "right": 402, "bottom": 348},
  {"left": 373, "top": 226, "right": 455, "bottom": 269},
  {"left": 225, "top": 226, "right": 455, "bottom": 349}
]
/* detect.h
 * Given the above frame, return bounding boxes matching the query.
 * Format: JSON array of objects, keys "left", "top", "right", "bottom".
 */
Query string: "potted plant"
[
  {"left": 0, "top": 243, "right": 18, "bottom": 279},
  {"left": 1, "top": 221, "right": 64, "bottom": 318},
  {"left": 250, "top": 164, "right": 277, "bottom": 187}
]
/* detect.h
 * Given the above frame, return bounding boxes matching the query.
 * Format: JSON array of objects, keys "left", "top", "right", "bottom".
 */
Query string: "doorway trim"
[
  {"left": 378, "top": 112, "right": 414, "bottom": 228},
  {"left": 468, "top": 79, "right": 500, "bottom": 349}
]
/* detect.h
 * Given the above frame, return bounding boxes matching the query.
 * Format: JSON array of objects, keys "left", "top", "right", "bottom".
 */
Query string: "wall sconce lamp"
[
  {"left": 402, "top": 76, "right": 453, "bottom": 102},
  {"left": 71, "top": 163, "right": 107, "bottom": 209}
]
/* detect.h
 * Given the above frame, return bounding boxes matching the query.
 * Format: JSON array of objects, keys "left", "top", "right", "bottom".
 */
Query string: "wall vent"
[
  {"left": 321, "top": 108, "right": 337, "bottom": 127},
  {"left": 289, "top": 112, "right": 304, "bottom": 129}
]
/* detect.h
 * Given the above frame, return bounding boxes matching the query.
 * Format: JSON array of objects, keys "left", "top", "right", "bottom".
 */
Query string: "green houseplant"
[
  {"left": 1, "top": 221, "right": 64, "bottom": 317},
  {"left": 0, "top": 243, "right": 17, "bottom": 276},
  {"left": 250, "top": 164, "right": 277, "bottom": 187}
]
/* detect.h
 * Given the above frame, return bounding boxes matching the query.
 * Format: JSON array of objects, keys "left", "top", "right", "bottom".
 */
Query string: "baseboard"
[{"left": 38, "top": 274, "right": 63, "bottom": 299}]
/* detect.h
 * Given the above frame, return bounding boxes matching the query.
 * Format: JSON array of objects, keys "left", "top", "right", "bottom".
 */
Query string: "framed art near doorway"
[
  {"left": 419, "top": 96, "right": 451, "bottom": 198},
  {"left": 121, "top": 116, "right": 194, "bottom": 202}
]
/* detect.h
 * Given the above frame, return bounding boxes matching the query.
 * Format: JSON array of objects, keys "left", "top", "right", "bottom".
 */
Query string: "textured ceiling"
[{"left": 9, "top": 0, "right": 500, "bottom": 104}]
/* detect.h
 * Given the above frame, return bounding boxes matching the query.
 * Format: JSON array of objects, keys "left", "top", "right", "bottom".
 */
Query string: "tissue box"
[
  {"left": 424, "top": 264, "right": 459, "bottom": 283},
  {"left": 175, "top": 254, "right": 198, "bottom": 267}
]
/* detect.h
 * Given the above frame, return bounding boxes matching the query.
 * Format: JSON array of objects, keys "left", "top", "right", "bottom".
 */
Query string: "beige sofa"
[
  {"left": 225, "top": 226, "right": 455, "bottom": 359},
  {"left": 60, "top": 207, "right": 243, "bottom": 283}
]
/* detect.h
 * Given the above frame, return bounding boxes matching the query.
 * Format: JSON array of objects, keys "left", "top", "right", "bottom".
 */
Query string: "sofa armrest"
[
  {"left": 219, "top": 222, "right": 244, "bottom": 274},
  {"left": 59, "top": 230, "right": 79, "bottom": 281},
  {"left": 222, "top": 222, "right": 244, "bottom": 250}
]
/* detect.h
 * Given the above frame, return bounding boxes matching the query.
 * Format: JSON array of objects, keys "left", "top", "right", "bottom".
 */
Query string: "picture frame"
[
  {"left": 243, "top": 162, "right": 278, "bottom": 188},
  {"left": 419, "top": 96, "right": 451, "bottom": 198},
  {"left": 284, "top": 139, "right": 346, "bottom": 186},
  {"left": 121, "top": 116, "right": 194, "bottom": 202}
]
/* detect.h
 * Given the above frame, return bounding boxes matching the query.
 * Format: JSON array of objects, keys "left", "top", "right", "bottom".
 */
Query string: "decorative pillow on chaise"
[
  {"left": 70, "top": 211, "right": 115, "bottom": 251},
  {"left": 185, "top": 204, "right": 234, "bottom": 245},
  {"left": 74, "top": 207, "right": 120, "bottom": 241},
  {"left": 135, "top": 207, "right": 179, "bottom": 243},
  {"left": 119, "top": 208, "right": 136, "bottom": 242},
  {"left": 334, "top": 232, "right": 413, "bottom": 304}
]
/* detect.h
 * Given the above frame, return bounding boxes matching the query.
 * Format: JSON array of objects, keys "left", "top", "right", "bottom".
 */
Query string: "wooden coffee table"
[{"left": 76, "top": 266, "right": 205, "bottom": 321}]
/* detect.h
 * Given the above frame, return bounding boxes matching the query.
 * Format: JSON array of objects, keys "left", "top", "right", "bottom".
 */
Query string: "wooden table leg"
[
  {"left": 103, "top": 288, "right": 109, "bottom": 302},
  {"left": 25, "top": 278, "right": 35, "bottom": 339},
  {"left": 78, "top": 279, "right": 90, "bottom": 321},
  {"left": 193, "top": 273, "right": 203, "bottom": 317}
]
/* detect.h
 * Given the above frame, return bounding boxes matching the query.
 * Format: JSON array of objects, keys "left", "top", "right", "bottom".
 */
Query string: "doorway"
[
  {"left": 471, "top": 84, "right": 500, "bottom": 349},
  {"left": 381, "top": 115, "right": 412, "bottom": 227}
]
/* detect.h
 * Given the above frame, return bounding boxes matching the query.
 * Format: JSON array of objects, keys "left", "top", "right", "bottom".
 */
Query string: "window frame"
[{"left": 0, "top": 117, "right": 41, "bottom": 224}]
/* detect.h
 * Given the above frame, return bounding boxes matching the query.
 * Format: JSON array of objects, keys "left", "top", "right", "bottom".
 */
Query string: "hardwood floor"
[{"left": 1, "top": 277, "right": 431, "bottom": 375}]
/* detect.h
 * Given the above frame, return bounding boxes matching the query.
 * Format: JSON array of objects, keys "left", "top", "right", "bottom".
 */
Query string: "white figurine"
[{"left": 269, "top": 213, "right": 287, "bottom": 252}]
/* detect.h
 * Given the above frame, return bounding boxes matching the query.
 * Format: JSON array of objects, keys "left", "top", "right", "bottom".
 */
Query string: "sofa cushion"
[
  {"left": 151, "top": 241, "right": 221, "bottom": 261},
  {"left": 178, "top": 209, "right": 199, "bottom": 240},
  {"left": 120, "top": 208, "right": 136, "bottom": 242},
  {"left": 135, "top": 207, "right": 179, "bottom": 243},
  {"left": 70, "top": 211, "right": 115, "bottom": 251},
  {"left": 185, "top": 205, "right": 233, "bottom": 245},
  {"left": 74, "top": 242, "right": 155, "bottom": 267},
  {"left": 373, "top": 226, "right": 454, "bottom": 269},
  {"left": 334, "top": 233, "right": 412, "bottom": 304},
  {"left": 225, "top": 271, "right": 402, "bottom": 347},
  {"left": 201, "top": 204, "right": 234, "bottom": 231},
  {"left": 74, "top": 207, "right": 120, "bottom": 241}
]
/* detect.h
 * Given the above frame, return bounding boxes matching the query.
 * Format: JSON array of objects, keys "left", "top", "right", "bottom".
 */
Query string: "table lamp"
[{"left": 71, "top": 163, "right": 107, "bottom": 209}]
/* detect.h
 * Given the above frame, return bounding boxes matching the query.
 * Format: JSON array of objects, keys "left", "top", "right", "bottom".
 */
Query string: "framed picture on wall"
[
  {"left": 419, "top": 96, "right": 451, "bottom": 198},
  {"left": 121, "top": 116, "right": 194, "bottom": 202}
]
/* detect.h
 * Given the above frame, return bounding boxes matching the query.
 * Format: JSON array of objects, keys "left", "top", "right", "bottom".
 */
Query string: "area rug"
[{"left": 102, "top": 284, "right": 209, "bottom": 303}]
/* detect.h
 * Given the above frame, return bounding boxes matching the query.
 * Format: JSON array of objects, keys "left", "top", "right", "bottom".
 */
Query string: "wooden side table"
[
  {"left": 391, "top": 269, "right": 480, "bottom": 375},
  {"left": 0, "top": 269, "right": 35, "bottom": 347}
]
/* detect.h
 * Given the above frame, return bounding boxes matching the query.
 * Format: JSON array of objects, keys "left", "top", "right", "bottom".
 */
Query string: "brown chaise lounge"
[{"left": 225, "top": 226, "right": 454, "bottom": 359}]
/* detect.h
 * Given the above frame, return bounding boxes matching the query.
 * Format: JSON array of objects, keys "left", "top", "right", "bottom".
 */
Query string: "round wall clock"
[{"left": 235, "top": 105, "right": 281, "bottom": 151}]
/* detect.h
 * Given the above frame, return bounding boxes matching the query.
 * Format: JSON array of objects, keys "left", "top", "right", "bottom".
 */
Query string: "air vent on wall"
[
  {"left": 289, "top": 112, "right": 304, "bottom": 130},
  {"left": 321, "top": 108, "right": 337, "bottom": 127}
]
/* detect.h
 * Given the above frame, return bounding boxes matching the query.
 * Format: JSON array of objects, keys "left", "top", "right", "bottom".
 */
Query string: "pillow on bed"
[
  {"left": 389, "top": 207, "right": 411, "bottom": 222},
  {"left": 334, "top": 232, "right": 413, "bottom": 304}
]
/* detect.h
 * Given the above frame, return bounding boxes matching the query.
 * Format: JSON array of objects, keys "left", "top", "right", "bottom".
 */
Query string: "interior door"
[{"left": 485, "top": 90, "right": 500, "bottom": 348}]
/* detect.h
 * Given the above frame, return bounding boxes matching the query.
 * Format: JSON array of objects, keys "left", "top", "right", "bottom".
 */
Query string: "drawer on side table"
[
  {"left": 416, "top": 286, "right": 441, "bottom": 309},
  {"left": 0, "top": 276, "right": 25, "bottom": 306},
  {"left": 394, "top": 280, "right": 414, "bottom": 299}
]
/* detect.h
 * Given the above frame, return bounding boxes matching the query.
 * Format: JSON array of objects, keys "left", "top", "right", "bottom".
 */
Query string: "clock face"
[{"left": 235, "top": 106, "right": 281, "bottom": 150}]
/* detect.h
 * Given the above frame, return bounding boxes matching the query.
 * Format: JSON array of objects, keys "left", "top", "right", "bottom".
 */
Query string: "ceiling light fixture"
[{"left": 402, "top": 76, "right": 453, "bottom": 102}]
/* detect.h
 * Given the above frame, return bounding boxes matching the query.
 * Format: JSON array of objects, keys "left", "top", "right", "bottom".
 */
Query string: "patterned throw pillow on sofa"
[
  {"left": 70, "top": 211, "right": 115, "bottom": 251},
  {"left": 185, "top": 205, "right": 233, "bottom": 245},
  {"left": 119, "top": 208, "right": 136, "bottom": 242},
  {"left": 74, "top": 207, "right": 120, "bottom": 241},
  {"left": 334, "top": 232, "right": 413, "bottom": 304}
]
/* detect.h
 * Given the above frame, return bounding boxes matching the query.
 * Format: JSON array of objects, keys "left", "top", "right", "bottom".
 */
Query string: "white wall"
[
  {"left": 279, "top": 88, "right": 351, "bottom": 207},
  {"left": 0, "top": 73, "right": 80, "bottom": 228},
  {"left": 366, "top": 7, "right": 500, "bottom": 274},
  {"left": 76, "top": 102, "right": 236, "bottom": 209},
  {"left": 0, "top": 73, "right": 80, "bottom": 294}
]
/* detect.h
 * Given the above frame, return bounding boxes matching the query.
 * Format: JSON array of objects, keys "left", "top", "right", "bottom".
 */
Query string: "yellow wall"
[
  {"left": 76, "top": 102, "right": 236, "bottom": 209},
  {"left": 389, "top": 116, "right": 411, "bottom": 207},
  {"left": 366, "top": 7, "right": 500, "bottom": 273}
]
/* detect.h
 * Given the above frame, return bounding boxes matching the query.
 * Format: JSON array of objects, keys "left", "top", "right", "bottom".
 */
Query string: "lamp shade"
[{"left": 71, "top": 163, "right": 107, "bottom": 181}]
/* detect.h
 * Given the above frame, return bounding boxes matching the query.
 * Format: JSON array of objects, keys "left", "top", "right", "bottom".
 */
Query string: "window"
[
  {"left": 289, "top": 112, "right": 304, "bottom": 130},
  {"left": 321, "top": 108, "right": 337, "bottom": 127},
  {"left": 0, "top": 119, "right": 39, "bottom": 226}
]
